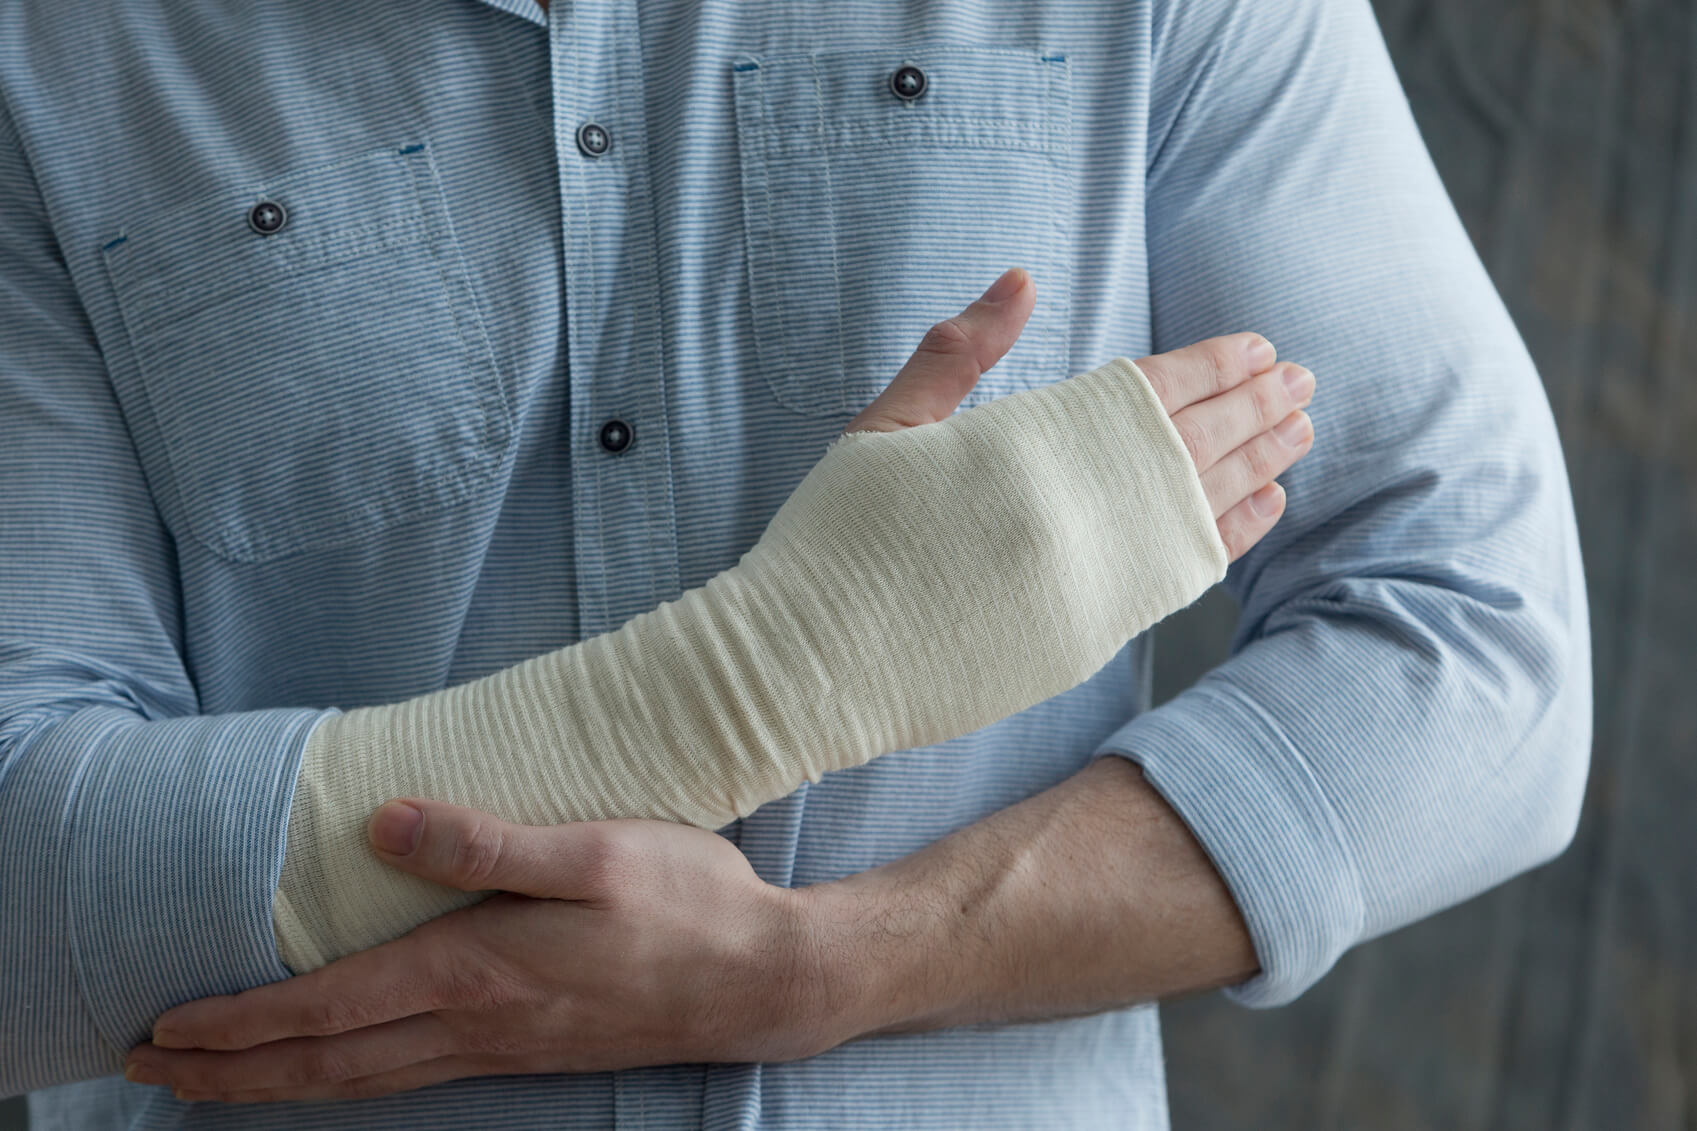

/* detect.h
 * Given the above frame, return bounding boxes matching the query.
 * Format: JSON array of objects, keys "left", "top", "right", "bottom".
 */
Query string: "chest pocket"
[
  {"left": 732, "top": 46, "right": 1074, "bottom": 419},
  {"left": 102, "top": 141, "right": 511, "bottom": 564}
]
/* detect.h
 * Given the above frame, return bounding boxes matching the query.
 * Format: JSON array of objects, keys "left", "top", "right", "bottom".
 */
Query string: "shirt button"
[
  {"left": 576, "top": 122, "right": 612, "bottom": 158},
  {"left": 247, "top": 200, "right": 288, "bottom": 236},
  {"left": 889, "top": 64, "right": 927, "bottom": 102},
  {"left": 598, "top": 418, "right": 633, "bottom": 454}
]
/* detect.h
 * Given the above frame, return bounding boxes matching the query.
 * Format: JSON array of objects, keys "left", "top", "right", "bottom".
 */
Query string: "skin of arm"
[
  {"left": 805, "top": 754, "right": 1259, "bottom": 1037},
  {"left": 124, "top": 758, "right": 1256, "bottom": 1100}
]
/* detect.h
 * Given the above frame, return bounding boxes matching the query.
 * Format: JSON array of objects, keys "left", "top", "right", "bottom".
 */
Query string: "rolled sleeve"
[
  {"left": 1096, "top": 550, "right": 1590, "bottom": 1007},
  {"left": 1094, "top": 681, "right": 1362, "bottom": 1007},
  {"left": 1, "top": 700, "right": 330, "bottom": 1090}
]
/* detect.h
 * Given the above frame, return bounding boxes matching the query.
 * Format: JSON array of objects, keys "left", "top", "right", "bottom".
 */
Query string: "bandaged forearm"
[{"left": 274, "top": 357, "right": 1228, "bottom": 972}]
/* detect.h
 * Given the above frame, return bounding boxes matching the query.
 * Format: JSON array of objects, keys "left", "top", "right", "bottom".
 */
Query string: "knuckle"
[
  {"left": 455, "top": 958, "right": 521, "bottom": 1013},
  {"left": 465, "top": 1019, "right": 530, "bottom": 1057},
  {"left": 303, "top": 997, "right": 358, "bottom": 1038},
  {"left": 450, "top": 819, "right": 508, "bottom": 888},
  {"left": 1173, "top": 413, "right": 1211, "bottom": 467},
  {"left": 1205, "top": 339, "right": 1241, "bottom": 394},
  {"left": 917, "top": 317, "right": 972, "bottom": 357},
  {"left": 300, "top": 1046, "right": 357, "bottom": 1084},
  {"left": 1243, "top": 439, "right": 1276, "bottom": 482},
  {"left": 571, "top": 824, "right": 630, "bottom": 892},
  {"left": 1251, "top": 373, "right": 1283, "bottom": 424},
  {"left": 418, "top": 943, "right": 478, "bottom": 1010}
]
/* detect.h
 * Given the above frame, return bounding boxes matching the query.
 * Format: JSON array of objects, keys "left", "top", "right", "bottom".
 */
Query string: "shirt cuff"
[
  {"left": 1092, "top": 679, "right": 1365, "bottom": 1007},
  {"left": 57, "top": 703, "right": 334, "bottom": 1050}
]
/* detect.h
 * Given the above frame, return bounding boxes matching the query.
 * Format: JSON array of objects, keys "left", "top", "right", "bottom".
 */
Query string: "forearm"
[
  {"left": 801, "top": 753, "right": 1257, "bottom": 1039},
  {"left": 276, "top": 356, "right": 1228, "bottom": 972}
]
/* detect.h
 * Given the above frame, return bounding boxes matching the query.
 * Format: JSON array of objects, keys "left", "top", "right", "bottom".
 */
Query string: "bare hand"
[{"left": 124, "top": 802, "right": 832, "bottom": 1103}]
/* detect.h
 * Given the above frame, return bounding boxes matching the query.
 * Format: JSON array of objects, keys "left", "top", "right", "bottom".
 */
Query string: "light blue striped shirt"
[{"left": 0, "top": 0, "right": 1590, "bottom": 1127}]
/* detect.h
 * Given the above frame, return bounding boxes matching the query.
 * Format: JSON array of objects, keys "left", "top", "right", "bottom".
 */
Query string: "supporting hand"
[{"left": 127, "top": 801, "right": 838, "bottom": 1103}]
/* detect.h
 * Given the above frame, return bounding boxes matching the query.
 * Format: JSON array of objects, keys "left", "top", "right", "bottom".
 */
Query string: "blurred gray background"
[
  {"left": 1158, "top": 0, "right": 1696, "bottom": 1128},
  {"left": 5, "top": 0, "right": 1690, "bottom": 1127}
]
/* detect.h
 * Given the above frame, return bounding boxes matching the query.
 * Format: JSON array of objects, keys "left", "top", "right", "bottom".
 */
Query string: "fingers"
[
  {"left": 1217, "top": 482, "right": 1287, "bottom": 563},
  {"left": 149, "top": 931, "right": 446, "bottom": 1050},
  {"left": 1199, "top": 409, "right": 1313, "bottom": 519},
  {"left": 368, "top": 798, "right": 616, "bottom": 900},
  {"left": 167, "top": 1056, "right": 472, "bottom": 1104},
  {"left": 1172, "top": 361, "right": 1315, "bottom": 476},
  {"left": 127, "top": 1014, "right": 455, "bottom": 1097},
  {"left": 1135, "top": 332, "right": 1277, "bottom": 415},
  {"left": 841, "top": 266, "right": 1036, "bottom": 434}
]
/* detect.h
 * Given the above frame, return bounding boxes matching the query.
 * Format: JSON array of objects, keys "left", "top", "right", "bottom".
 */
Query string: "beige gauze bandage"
[{"left": 274, "top": 356, "right": 1229, "bottom": 972}]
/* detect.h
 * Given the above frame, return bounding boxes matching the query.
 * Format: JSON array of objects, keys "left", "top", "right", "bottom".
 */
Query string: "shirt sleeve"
[
  {"left": 0, "top": 94, "right": 334, "bottom": 1094},
  {"left": 1094, "top": 0, "right": 1592, "bottom": 1007}
]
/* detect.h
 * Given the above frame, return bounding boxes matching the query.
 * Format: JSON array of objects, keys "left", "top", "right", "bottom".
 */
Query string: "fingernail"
[
  {"left": 1245, "top": 335, "right": 1276, "bottom": 371},
  {"left": 151, "top": 1027, "right": 188, "bottom": 1049},
  {"left": 981, "top": 267, "right": 1025, "bottom": 304},
  {"left": 369, "top": 801, "right": 423, "bottom": 856},
  {"left": 1282, "top": 365, "right": 1314, "bottom": 404},
  {"left": 1275, "top": 411, "right": 1311, "bottom": 447},
  {"left": 1250, "top": 482, "right": 1285, "bottom": 518},
  {"left": 125, "top": 1060, "right": 162, "bottom": 1086}
]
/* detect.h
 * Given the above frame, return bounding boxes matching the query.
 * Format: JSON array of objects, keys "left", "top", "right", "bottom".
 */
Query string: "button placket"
[{"left": 552, "top": 0, "right": 682, "bottom": 647}]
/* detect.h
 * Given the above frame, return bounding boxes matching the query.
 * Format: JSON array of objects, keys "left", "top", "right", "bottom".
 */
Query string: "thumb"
[
  {"left": 367, "top": 798, "right": 590, "bottom": 899},
  {"left": 841, "top": 266, "right": 1036, "bottom": 435}
]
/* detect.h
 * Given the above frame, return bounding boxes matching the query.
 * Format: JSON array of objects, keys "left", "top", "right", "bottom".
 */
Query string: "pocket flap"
[
  {"left": 105, "top": 143, "right": 442, "bottom": 317},
  {"left": 732, "top": 46, "right": 1069, "bottom": 153}
]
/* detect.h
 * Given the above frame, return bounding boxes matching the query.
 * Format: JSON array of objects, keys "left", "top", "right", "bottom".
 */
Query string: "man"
[{"left": 0, "top": 1, "right": 1589, "bottom": 1128}]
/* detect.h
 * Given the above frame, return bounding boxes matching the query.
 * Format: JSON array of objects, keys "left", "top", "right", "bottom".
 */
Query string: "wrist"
[
  {"left": 788, "top": 863, "right": 969, "bottom": 1048},
  {"left": 786, "top": 879, "right": 886, "bottom": 1051}
]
